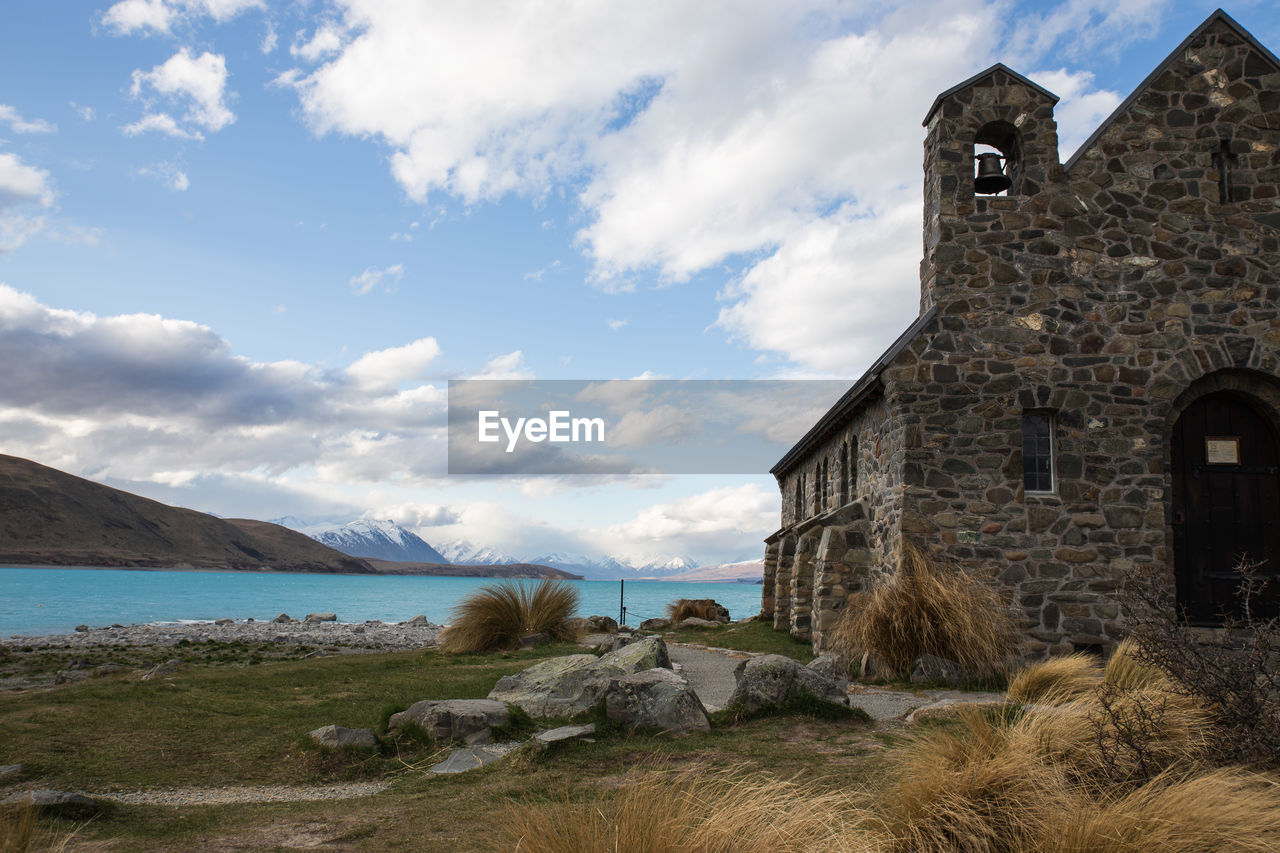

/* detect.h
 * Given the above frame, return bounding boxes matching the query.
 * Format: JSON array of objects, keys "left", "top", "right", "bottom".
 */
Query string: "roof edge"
[
  {"left": 1064, "top": 9, "right": 1280, "bottom": 172},
  {"left": 922, "top": 63, "right": 1059, "bottom": 127},
  {"left": 770, "top": 306, "right": 938, "bottom": 478}
]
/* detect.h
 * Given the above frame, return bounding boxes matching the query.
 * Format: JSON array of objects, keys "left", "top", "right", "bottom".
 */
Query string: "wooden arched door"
[{"left": 1171, "top": 393, "right": 1280, "bottom": 623}]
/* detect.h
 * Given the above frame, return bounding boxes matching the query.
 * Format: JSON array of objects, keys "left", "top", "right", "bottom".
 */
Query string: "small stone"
[
  {"left": 533, "top": 724, "right": 596, "bottom": 744},
  {"left": 215, "top": 618, "right": 234, "bottom": 626},
  {"left": 0, "top": 764, "right": 21, "bottom": 780},
  {"left": 54, "top": 670, "right": 89, "bottom": 685},
  {"left": 403, "top": 615, "right": 429, "bottom": 626},
  {"left": 141, "top": 658, "right": 182, "bottom": 681},
  {"left": 74, "top": 625, "right": 89, "bottom": 633},
  {"left": 308, "top": 724, "right": 378, "bottom": 749},
  {"left": 429, "top": 744, "right": 517, "bottom": 775},
  {"left": 272, "top": 613, "right": 294, "bottom": 624}
]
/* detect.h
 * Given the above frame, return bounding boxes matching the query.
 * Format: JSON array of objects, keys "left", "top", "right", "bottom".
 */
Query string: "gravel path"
[
  {"left": 667, "top": 642, "right": 758, "bottom": 712},
  {"left": 92, "top": 781, "right": 391, "bottom": 805}
]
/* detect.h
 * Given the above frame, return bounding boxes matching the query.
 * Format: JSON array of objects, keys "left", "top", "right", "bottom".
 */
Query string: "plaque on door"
[{"left": 1206, "top": 437, "right": 1241, "bottom": 465}]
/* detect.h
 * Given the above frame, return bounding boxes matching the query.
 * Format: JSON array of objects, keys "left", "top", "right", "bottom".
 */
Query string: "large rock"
[
  {"left": 389, "top": 699, "right": 511, "bottom": 745},
  {"left": 2, "top": 789, "right": 100, "bottom": 819},
  {"left": 807, "top": 654, "right": 851, "bottom": 683},
  {"left": 677, "top": 617, "right": 720, "bottom": 630},
  {"left": 604, "top": 668, "right": 710, "bottom": 735},
  {"left": 308, "top": 724, "right": 378, "bottom": 749},
  {"left": 602, "top": 636, "right": 670, "bottom": 671},
  {"left": 586, "top": 615, "right": 619, "bottom": 634},
  {"left": 305, "top": 612, "right": 337, "bottom": 623},
  {"left": 910, "top": 654, "right": 968, "bottom": 686},
  {"left": 488, "top": 637, "right": 672, "bottom": 718},
  {"left": 726, "top": 654, "right": 849, "bottom": 714},
  {"left": 637, "top": 617, "right": 671, "bottom": 631}
]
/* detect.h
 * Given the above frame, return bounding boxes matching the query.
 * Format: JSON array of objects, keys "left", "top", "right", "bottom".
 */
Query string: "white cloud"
[
  {"left": 598, "top": 482, "right": 777, "bottom": 561},
  {"left": 137, "top": 161, "right": 190, "bottom": 191},
  {"left": 349, "top": 262, "right": 403, "bottom": 295},
  {"left": 282, "top": 0, "right": 1145, "bottom": 374},
  {"left": 0, "top": 153, "right": 55, "bottom": 252},
  {"left": 103, "top": 0, "right": 174, "bottom": 34},
  {"left": 291, "top": 24, "right": 345, "bottom": 62},
  {"left": 345, "top": 337, "right": 442, "bottom": 390},
  {"left": 103, "top": 0, "right": 263, "bottom": 35},
  {"left": 122, "top": 112, "right": 203, "bottom": 140},
  {"left": 472, "top": 350, "right": 534, "bottom": 380},
  {"left": 0, "top": 105, "right": 55, "bottom": 134},
  {"left": 69, "top": 102, "right": 95, "bottom": 122},
  {"left": 261, "top": 21, "right": 279, "bottom": 54},
  {"left": 130, "top": 49, "right": 235, "bottom": 136},
  {"left": 606, "top": 318, "right": 628, "bottom": 331},
  {"left": 1031, "top": 68, "right": 1122, "bottom": 161},
  {"left": 0, "top": 284, "right": 455, "bottom": 497}
]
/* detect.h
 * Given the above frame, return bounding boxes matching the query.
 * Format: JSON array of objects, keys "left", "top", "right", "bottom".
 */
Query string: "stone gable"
[{"left": 763, "top": 11, "right": 1280, "bottom": 657}]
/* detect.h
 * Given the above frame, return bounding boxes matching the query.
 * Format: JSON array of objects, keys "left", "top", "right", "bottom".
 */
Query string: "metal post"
[{"left": 619, "top": 579, "right": 625, "bottom": 627}]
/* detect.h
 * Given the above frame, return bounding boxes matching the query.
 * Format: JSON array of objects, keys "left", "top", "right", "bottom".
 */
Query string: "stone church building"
[{"left": 761, "top": 10, "right": 1280, "bottom": 657}]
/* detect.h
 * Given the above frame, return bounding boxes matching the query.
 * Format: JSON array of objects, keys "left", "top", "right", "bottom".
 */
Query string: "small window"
[{"left": 1022, "top": 413, "right": 1054, "bottom": 493}]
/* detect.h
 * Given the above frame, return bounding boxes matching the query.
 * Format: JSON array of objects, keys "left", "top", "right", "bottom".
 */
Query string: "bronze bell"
[{"left": 974, "top": 152, "right": 1011, "bottom": 194}]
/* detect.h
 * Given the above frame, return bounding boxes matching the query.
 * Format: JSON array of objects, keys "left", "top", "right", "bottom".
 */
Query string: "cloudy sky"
[{"left": 1, "top": 0, "right": 1274, "bottom": 565}]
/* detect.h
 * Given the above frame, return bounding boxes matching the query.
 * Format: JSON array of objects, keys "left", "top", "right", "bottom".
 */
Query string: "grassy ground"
[
  {"left": 0, "top": 629, "right": 882, "bottom": 851},
  {"left": 659, "top": 617, "right": 817, "bottom": 662}
]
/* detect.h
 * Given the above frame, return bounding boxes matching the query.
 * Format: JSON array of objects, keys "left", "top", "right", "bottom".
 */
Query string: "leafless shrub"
[{"left": 1121, "top": 559, "right": 1280, "bottom": 767}]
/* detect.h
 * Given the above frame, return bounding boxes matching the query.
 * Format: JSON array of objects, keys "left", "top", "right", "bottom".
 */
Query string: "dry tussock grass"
[
  {"left": 665, "top": 599, "right": 723, "bottom": 623},
  {"left": 831, "top": 541, "right": 1018, "bottom": 676},
  {"left": 1006, "top": 654, "right": 1101, "bottom": 705},
  {"left": 1102, "top": 637, "right": 1168, "bottom": 691},
  {"left": 1038, "top": 767, "right": 1280, "bottom": 852},
  {"left": 0, "top": 805, "right": 78, "bottom": 853},
  {"left": 495, "top": 767, "right": 882, "bottom": 853},
  {"left": 438, "top": 580, "right": 581, "bottom": 653}
]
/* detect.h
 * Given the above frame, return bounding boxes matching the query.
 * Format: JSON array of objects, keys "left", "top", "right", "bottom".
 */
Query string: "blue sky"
[{"left": 0, "top": 0, "right": 1275, "bottom": 565}]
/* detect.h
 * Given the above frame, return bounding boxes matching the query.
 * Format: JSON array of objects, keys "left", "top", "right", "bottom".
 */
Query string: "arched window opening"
[{"left": 974, "top": 121, "right": 1022, "bottom": 196}]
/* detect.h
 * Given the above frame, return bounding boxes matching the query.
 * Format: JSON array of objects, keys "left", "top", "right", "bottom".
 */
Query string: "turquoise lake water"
[{"left": 0, "top": 567, "right": 765, "bottom": 637}]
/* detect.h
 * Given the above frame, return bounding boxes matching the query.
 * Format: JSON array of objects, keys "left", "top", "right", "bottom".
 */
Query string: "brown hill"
[
  {"left": 364, "top": 558, "right": 583, "bottom": 579},
  {"left": 0, "top": 454, "right": 373, "bottom": 573}
]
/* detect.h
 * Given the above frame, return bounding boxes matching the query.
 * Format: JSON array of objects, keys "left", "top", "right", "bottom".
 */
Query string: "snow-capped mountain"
[
  {"left": 277, "top": 518, "right": 448, "bottom": 564},
  {"left": 526, "top": 552, "right": 700, "bottom": 580},
  {"left": 436, "top": 540, "right": 519, "bottom": 565}
]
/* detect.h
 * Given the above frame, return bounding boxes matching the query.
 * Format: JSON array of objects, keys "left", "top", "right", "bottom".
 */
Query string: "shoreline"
[{"left": 4, "top": 616, "right": 446, "bottom": 651}]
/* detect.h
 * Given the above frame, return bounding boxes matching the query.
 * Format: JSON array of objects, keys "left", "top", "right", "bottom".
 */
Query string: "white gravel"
[{"left": 5, "top": 618, "right": 444, "bottom": 652}]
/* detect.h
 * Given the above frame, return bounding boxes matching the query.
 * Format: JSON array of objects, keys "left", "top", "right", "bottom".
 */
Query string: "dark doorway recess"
[{"left": 1172, "top": 393, "right": 1280, "bottom": 623}]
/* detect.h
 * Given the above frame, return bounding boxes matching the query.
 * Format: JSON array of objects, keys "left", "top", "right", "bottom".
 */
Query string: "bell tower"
[{"left": 920, "top": 64, "right": 1063, "bottom": 313}]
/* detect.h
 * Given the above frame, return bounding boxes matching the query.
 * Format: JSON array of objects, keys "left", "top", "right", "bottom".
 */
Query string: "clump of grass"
[
  {"left": 712, "top": 691, "right": 872, "bottom": 726},
  {"left": 1007, "top": 653, "right": 1101, "bottom": 704},
  {"left": 494, "top": 766, "right": 879, "bottom": 853},
  {"left": 438, "top": 580, "right": 582, "bottom": 653},
  {"left": 830, "top": 541, "right": 1019, "bottom": 677},
  {"left": 0, "top": 804, "right": 80, "bottom": 853},
  {"left": 1037, "top": 767, "right": 1280, "bottom": 852},
  {"left": 1102, "top": 637, "right": 1167, "bottom": 691},
  {"left": 665, "top": 599, "right": 724, "bottom": 622}
]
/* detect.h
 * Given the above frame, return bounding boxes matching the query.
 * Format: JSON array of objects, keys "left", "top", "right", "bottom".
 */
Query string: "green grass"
[
  {"left": 0, "top": 640, "right": 886, "bottom": 852},
  {"left": 659, "top": 617, "right": 816, "bottom": 662},
  {"left": 0, "top": 642, "right": 583, "bottom": 790}
]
